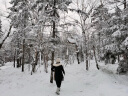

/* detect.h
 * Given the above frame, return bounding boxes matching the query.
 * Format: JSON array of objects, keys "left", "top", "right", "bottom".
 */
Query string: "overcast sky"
[
  {"left": 0, "top": 0, "right": 11, "bottom": 15},
  {"left": 0, "top": 0, "right": 11, "bottom": 30},
  {"left": 0, "top": 0, "right": 124, "bottom": 33}
]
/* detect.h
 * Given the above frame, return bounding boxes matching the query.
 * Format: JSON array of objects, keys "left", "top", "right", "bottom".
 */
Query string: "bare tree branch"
[{"left": 0, "top": 24, "right": 12, "bottom": 49}]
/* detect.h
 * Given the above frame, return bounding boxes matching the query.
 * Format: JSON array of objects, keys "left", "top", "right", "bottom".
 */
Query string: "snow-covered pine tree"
[
  {"left": 91, "top": 3, "right": 125, "bottom": 64},
  {"left": 107, "top": 2, "right": 128, "bottom": 61},
  {"left": 116, "top": 1, "right": 128, "bottom": 74},
  {"left": 91, "top": 4, "right": 110, "bottom": 61},
  {"left": 9, "top": 0, "right": 31, "bottom": 72},
  {"left": 91, "top": 0, "right": 128, "bottom": 72}
]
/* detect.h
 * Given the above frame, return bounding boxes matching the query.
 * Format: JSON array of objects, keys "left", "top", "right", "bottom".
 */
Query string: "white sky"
[
  {"left": 0, "top": 0, "right": 11, "bottom": 31},
  {"left": 0, "top": 0, "right": 126, "bottom": 34},
  {"left": 0, "top": 0, "right": 11, "bottom": 16}
]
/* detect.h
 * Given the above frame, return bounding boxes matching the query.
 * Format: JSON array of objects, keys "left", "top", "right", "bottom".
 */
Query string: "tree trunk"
[
  {"left": 31, "top": 50, "right": 39, "bottom": 74},
  {"left": 50, "top": 52, "right": 54, "bottom": 83},
  {"left": 77, "top": 52, "right": 80, "bottom": 64},
  {"left": 14, "top": 49, "right": 16, "bottom": 68},
  {"left": 93, "top": 46, "right": 99, "bottom": 70},
  {"left": 75, "top": 45, "right": 80, "bottom": 64},
  {"left": 35, "top": 51, "right": 39, "bottom": 65},
  {"left": 124, "top": 0, "right": 126, "bottom": 9},
  {"left": 50, "top": 0, "right": 56, "bottom": 83},
  {"left": 28, "top": 47, "right": 31, "bottom": 71},
  {"left": 124, "top": 0, "right": 127, "bottom": 25},
  {"left": 80, "top": 47, "right": 84, "bottom": 62},
  {"left": 32, "top": 62, "right": 36, "bottom": 72},
  {"left": 22, "top": 39, "right": 25, "bottom": 72},
  {"left": 31, "top": 62, "right": 36, "bottom": 75},
  {"left": 14, "top": 56, "right": 15, "bottom": 68},
  {"left": 39, "top": 51, "right": 42, "bottom": 66},
  {"left": 98, "top": 32, "right": 101, "bottom": 62},
  {"left": 83, "top": 35, "right": 88, "bottom": 70},
  {"left": 44, "top": 55, "right": 48, "bottom": 73},
  {"left": 85, "top": 49, "right": 89, "bottom": 70},
  {"left": 17, "top": 58, "right": 20, "bottom": 68}
]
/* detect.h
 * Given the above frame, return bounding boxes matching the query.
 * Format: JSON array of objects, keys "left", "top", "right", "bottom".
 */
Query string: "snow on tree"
[
  {"left": 0, "top": 19, "right": 3, "bottom": 39},
  {"left": 90, "top": 0, "right": 128, "bottom": 72},
  {"left": 20, "top": 0, "right": 72, "bottom": 81},
  {"left": 9, "top": 0, "right": 32, "bottom": 72},
  {"left": 91, "top": 4, "right": 111, "bottom": 62}
]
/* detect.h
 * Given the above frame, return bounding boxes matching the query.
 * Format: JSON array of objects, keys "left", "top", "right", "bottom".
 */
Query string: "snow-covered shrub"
[{"left": 117, "top": 60, "right": 128, "bottom": 74}]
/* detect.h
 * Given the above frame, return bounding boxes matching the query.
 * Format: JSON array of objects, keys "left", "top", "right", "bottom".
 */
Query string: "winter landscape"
[{"left": 1, "top": 0, "right": 128, "bottom": 96}]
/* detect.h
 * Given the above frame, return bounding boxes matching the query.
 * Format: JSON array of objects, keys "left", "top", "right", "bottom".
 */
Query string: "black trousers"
[{"left": 55, "top": 80, "right": 62, "bottom": 88}]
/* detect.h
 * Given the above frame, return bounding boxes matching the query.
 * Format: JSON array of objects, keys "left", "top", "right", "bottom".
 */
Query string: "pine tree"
[
  {"left": 9, "top": 0, "right": 31, "bottom": 72},
  {"left": 91, "top": 4, "right": 110, "bottom": 60}
]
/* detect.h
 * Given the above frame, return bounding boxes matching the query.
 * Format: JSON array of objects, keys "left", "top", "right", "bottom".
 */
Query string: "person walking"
[{"left": 51, "top": 58, "right": 65, "bottom": 95}]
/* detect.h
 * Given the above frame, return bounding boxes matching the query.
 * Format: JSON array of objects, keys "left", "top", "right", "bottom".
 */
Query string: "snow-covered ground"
[{"left": 0, "top": 61, "right": 128, "bottom": 96}]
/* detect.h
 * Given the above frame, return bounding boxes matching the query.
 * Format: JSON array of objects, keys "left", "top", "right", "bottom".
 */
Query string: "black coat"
[{"left": 51, "top": 64, "right": 65, "bottom": 81}]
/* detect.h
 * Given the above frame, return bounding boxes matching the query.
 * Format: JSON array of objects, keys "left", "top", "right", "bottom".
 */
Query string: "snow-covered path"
[{"left": 0, "top": 61, "right": 128, "bottom": 96}]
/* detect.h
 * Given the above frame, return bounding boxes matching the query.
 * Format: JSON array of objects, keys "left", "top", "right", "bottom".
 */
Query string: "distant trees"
[
  {"left": 69, "top": 0, "right": 97, "bottom": 70},
  {"left": 3, "top": 0, "right": 128, "bottom": 74}
]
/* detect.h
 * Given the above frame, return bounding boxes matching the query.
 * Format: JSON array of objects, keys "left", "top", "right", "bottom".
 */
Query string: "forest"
[{"left": 0, "top": 0, "right": 128, "bottom": 96}]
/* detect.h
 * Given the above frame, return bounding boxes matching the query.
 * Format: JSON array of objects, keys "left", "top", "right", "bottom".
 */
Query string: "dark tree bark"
[
  {"left": 83, "top": 33, "right": 88, "bottom": 70},
  {"left": 50, "top": 0, "right": 56, "bottom": 83},
  {"left": 35, "top": 51, "right": 39, "bottom": 65},
  {"left": 14, "top": 49, "right": 16, "bottom": 68},
  {"left": 93, "top": 46, "right": 99, "bottom": 70},
  {"left": 77, "top": 52, "right": 80, "bottom": 64},
  {"left": 85, "top": 49, "right": 89, "bottom": 70},
  {"left": 31, "top": 50, "right": 39, "bottom": 74},
  {"left": 22, "top": 39, "right": 25, "bottom": 72},
  {"left": 34, "top": 51, "right": 39, "bottom": 71},
  {"left": 75, "top": 45, "right": 80, "bottom": 64},
  {"left": 124, "top": 0, "right": 126, "bottom": 9},
  {"left": 17, "top": 58, "right": 20, "bottom": 68},
  {"left": 14, "top": 56, "right": 15, "bottom": 68},
  {"left": 124, "top": 0, "right": 127, "bottom": 25},
  {"left": 50, "top": 52, "right": 54, "bottom": 83}
]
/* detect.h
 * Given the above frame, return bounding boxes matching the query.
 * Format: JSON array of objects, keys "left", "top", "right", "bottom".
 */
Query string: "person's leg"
[
  {"left": 55, "top": 80, "right": 61, "bottom": 95},
  {"left": 58, "top": 81, "right": 62, "bottom": 91}
]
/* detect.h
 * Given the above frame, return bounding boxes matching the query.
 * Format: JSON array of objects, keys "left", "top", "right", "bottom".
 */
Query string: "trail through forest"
[{"left": 0, "top": 61, "right": 128, "bottom": 96}]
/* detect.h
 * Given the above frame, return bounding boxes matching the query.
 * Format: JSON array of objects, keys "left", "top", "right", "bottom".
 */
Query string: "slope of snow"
[
  {"left": 0, "top": 61, "right": 128, "bottom": 96},
  {"left": 99, "top": 62, "right": 118, "bottom": 74}
]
